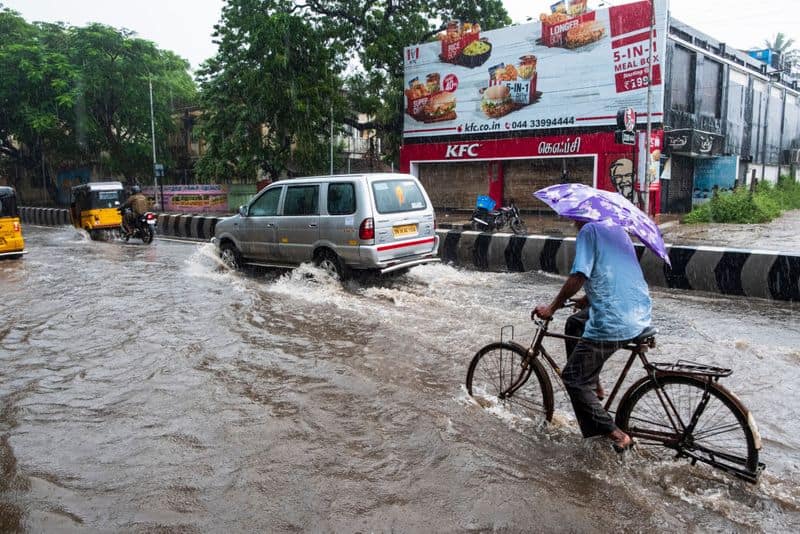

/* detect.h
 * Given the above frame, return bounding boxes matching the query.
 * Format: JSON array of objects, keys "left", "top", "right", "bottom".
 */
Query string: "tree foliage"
[
  {"left": 763, "top": 32, "right": 798, "bottom": 72},
  {"left": 0, "top": 6, "right": 196, "bottom": 195},
  {"left": 196, "top": 0, "right": 510, "bottom": 180},
  {"left": 196, "top": 3, "right": 345, "bottom": 182}
]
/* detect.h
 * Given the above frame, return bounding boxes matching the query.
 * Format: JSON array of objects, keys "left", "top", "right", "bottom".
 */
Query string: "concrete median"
[
  {"left": 17, "top": 207, "right": 798, "bottom": 301},
  {"left": 434, "top": 229, "right": 800, "bottom": 302},
  {"left": 20, "top": 206, "right": 224, "bottom": 242}
]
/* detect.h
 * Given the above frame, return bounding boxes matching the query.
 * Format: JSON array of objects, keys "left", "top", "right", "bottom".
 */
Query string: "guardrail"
[{"left": 19, "top": 207, "right": 799, "bottom": 302}]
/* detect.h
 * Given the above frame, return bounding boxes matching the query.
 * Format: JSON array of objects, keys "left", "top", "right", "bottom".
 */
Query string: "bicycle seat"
[{"left": 633, "top": 326, "right": 658, "bottom": 343}]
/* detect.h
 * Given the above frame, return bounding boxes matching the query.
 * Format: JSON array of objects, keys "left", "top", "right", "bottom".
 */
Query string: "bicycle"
[{"left": 465, "top": 304, "right": 765, "bottom": 483}]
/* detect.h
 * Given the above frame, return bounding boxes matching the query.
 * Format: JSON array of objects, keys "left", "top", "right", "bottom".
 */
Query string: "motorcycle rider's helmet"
[{"left": 131, "top": 185, "right": 141, "bottom": 194}]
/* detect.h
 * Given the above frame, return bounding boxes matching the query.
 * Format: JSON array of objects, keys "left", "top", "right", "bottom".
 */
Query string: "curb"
[
  {"left": 435, "top": 229, "right": 800, "bottom": 302},
  {"left": 18, "top": 207, "right": 799, "bottom": 302}
]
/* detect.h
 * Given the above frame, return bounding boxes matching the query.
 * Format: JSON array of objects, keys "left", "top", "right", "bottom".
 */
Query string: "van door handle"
[
  {"left": 308, "top": 223, "right": 318, "bottom": 228},
  {"left": 265, "top": 223, "right": 274, "bottom": 228}
]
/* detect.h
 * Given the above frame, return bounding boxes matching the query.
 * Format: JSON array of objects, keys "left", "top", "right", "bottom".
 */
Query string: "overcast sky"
[{"left": 4, "top": 0, "right": 798, "bottom": 71}]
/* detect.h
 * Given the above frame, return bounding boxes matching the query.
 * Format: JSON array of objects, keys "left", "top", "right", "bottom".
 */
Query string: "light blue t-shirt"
[{"left": 571, "top": 221, "right": 652, "bottom": 341}]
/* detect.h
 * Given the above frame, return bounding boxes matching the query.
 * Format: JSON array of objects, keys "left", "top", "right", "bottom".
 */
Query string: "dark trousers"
[{"left": 562, "top": 308, "right": 624, "bottom": 438}]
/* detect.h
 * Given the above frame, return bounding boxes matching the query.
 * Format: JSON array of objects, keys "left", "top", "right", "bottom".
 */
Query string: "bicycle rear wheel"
[
  {"left": 616, "top": 375, "right": 760, "bottom": 480},
  {"left": 466, "top": 342, "right": 554, "bottom": 424}
]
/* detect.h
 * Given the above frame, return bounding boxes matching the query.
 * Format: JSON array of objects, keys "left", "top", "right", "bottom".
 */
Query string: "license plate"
[
  {"left": 392, "top": 224, "right": 418, "bottom": 238},
  {"left": 147, "top": 220, "right": 156, "bottom": 225}
]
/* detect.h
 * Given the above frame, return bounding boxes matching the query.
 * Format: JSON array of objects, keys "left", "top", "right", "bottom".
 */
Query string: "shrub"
[{"left": 683, "top": 176, "right": 799, "bottom": 224}]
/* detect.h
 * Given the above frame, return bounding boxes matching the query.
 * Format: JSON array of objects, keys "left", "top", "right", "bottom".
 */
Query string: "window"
[
  {"left": 699, "top": 59, "right": 722, "bottom": 117},
  {"left": 327, "top": 183, "right": 356, "bottom": 215},
  {"left": 249, "top": 187, "right": 281, "bottom": 216},
  {"left": 372, "top": 179, "right": 426, "bottom": 214},
  {"left": 283, "top": 185, "right": 319, "bottom": 216},
  {"left": 0, "top": 195, "right": 17, "bottom": 217},
  {"left": 671, "top": 46, "right": 695, "bottom": 113}
]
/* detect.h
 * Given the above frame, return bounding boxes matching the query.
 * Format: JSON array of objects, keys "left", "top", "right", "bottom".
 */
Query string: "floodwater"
[
  {"left": 660, "top": 209, "right": 800, "bottom": 251},
  {"left": 1, "top": 226, "right": 799, "bottom": 532}
]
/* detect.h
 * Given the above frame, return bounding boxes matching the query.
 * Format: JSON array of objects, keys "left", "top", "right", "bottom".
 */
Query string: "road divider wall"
[
  {"left": 18, "top": 208, "right": 799, "bottom": 302},
  {"left": 19, "top": 207, "right": 222, "bottom": 241},
  {"left": 436, "top": 229, "right": 800, "bottom": 302}
]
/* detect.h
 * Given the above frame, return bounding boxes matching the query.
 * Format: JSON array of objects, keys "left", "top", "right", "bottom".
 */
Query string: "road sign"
[
  {"left": 615, "top": 129, "right": 636, "bottom": 145},
  {"left": 617, "top": 107, "right": 636, "bottom": 132},
  {"left": 154, "top": 163, "right": 164, "bottom": 177}
]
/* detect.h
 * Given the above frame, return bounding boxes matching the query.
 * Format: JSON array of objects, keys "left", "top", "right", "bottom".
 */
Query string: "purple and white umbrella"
[{"left": 534, "top": 183, "right": 671, "bottom": 266}]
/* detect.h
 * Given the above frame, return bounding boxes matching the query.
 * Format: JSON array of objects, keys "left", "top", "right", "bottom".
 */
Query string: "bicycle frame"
[{"left": 524, "top": 318, "right": 653, "bottom": 413}]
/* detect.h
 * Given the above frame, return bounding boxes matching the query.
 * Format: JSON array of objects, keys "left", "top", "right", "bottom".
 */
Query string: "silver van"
[{"left": 213, "top": 173, "right": 439, "bottom": 278}]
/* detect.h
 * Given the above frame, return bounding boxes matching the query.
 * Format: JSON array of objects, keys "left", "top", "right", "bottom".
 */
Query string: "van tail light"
[
  {"left": 13, "top": 222, "right": 20, "bottom": 232},
  {"left": 146, "top": 213, "right": 155, "bottom": 220},
  {"left": 359, "top": 218, "right": 375, "bottom": 241}
]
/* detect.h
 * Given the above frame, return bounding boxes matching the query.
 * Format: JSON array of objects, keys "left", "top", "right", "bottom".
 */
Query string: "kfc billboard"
[{"left": 402, "top": 0, "right": 667, "bottom": 138}]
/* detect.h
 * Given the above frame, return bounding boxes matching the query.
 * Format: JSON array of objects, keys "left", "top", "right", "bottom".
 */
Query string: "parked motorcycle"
[
  {"left": 119, "top": 207, "right": 156, "bottom": 244},
  {"left": 470, "top": 196, "right": 527, "bottom": 235}
]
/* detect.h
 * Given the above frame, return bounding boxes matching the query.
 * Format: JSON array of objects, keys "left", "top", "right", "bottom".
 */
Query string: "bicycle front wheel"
[
  {"left": 466, "top": 342, "right": 554, "bottom": 424},
  {"left": 616, "top": 375, "right": 760, "bottom": 478}
]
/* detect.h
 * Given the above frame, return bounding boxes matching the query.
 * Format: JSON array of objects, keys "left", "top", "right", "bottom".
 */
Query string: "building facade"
[{"left": 399, "top": 1, "right": 799, "bottom": 215}]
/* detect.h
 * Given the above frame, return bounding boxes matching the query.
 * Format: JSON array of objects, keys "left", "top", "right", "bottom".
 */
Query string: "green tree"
[
  {"left": 196, "top": 4, "right": 345, "bottom": 182},
  {"left": 196, "top": 0, "right": 510, "bottom": 179},
  {"left": 763, "top": 32, "right": 798, "bottom": 72},
  {"left": 0, "top": 7, "right": 196, "bottom": 198}
]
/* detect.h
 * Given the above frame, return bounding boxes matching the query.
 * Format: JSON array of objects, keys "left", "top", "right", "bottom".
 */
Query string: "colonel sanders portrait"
[{"left": 609, "top": 157, "right": 635, "bottom": 201}]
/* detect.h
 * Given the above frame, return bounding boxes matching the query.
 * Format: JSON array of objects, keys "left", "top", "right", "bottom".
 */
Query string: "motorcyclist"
[{"left": 121, "top": 185, "right": 149, "bottom": 234}]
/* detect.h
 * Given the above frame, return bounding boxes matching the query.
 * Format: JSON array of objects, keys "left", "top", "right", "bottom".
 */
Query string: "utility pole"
[
  {"left": 149, "top": 76, "right": 159, "bottom": 209},
  {"left": 643, "top": 0, "right": 655, "bottom": 216},
  {"left": 330, "top": 102, "right": 334, "bottom": 175}
]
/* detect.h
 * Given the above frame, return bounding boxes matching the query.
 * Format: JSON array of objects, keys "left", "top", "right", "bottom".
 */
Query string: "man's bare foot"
[{"left": 607, "top": 428, "right": 633, "bottom": 452}]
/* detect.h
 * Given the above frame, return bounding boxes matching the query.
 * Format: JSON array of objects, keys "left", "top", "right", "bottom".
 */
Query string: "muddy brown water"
[{"left": 1, "top": 226, "right": 799, "bottom": 532}]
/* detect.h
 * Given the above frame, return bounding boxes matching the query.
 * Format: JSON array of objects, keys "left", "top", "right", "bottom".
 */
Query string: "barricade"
[
  {"left": 435, "top": 229, "right": 800, "bottom": 302},
  {"left": 20, "top": 206, "right": 225, "bottom": 242}
]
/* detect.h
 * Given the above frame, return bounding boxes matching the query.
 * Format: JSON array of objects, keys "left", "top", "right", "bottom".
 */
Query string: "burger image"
[
  {"left": 421, "top": 91, "right": 457, "bottom": 122},
  {"left": 481, "top": 85, "right": 514, "bottom": 118}
]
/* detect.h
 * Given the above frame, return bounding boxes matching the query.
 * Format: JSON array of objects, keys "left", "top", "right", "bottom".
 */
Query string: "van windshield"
[{"left": 372, "top": 180, "right": 426, "bottom": 214}]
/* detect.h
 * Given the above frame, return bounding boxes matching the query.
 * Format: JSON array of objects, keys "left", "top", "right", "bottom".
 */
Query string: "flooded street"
[
  {"left": 1, "top": 226, "right": 800, "bottom": 532},
  {"left": 659, "top": 209, "right": 800, "bottom": 251}
]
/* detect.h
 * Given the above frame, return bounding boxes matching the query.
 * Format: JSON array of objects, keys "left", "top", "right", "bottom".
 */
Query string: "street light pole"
[
  {"left": 643, "top": 0, "right": 655, "bottom": 216},
  {"left": 149, "top": 76, "right": 159, "bottom": 209}
]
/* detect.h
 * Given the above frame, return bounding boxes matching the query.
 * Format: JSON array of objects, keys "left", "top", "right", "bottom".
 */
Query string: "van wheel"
[
  {"left": 219, "top": 242, "right": 241, "bottom": 270},
  {"left": 315, "top": 250, "right": 349, "bottom": 280}
]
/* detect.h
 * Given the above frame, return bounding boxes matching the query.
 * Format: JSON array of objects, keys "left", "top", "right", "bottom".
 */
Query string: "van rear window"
[{"left": 372, "top": 180, "right": 426, "bottom": 214}]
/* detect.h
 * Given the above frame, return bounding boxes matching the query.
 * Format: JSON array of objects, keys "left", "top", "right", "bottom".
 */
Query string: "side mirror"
[{"left": 238, "top": 205, "right": 248, "bottom": 217}]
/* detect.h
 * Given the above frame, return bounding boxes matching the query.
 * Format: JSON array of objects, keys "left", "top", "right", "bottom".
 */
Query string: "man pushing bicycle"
[{"left": 533, "top": 219, "right": 652, "bottom": 452}]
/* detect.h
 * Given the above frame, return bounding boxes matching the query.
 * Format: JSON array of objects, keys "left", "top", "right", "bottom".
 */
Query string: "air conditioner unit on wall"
[{"left": 786, "top": 149, "right": 800, "bottom": 164}]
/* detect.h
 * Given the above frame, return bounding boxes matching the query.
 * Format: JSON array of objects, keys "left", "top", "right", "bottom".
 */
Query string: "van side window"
[
  {"left": 327, "top": 183, "right": 355, "bottom": 215},
  {"left": 284, "top": 185, "right": 319, "bottom": 216},
  {"left": 249, "top": 187, "right": 281, "bottom": 216},
  {"left": 372, "top": 180, "right": 426, "bottom": 214}
]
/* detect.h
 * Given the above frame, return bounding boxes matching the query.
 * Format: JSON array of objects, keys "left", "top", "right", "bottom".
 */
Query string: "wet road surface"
[{"left": 1, "top": 226, "right": 799, "bottom": 532}]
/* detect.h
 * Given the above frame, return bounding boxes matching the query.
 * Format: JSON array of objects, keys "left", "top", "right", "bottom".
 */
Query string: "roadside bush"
[{"left": 683, "top": 176, "right": 799, "bottom": 224}]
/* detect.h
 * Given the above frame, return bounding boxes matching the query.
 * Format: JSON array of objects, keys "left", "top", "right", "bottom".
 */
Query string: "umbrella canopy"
[{"left": 533, "top": 183, "right": 670, "bottom": 266}]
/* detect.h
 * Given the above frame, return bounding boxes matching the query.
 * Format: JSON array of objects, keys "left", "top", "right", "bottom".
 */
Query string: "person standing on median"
[{"left": 533, "top": 219, "right": 652, "bottom": 451}]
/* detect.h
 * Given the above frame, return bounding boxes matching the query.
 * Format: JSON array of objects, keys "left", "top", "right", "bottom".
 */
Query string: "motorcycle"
[
  {"left": 119, "top": 207, "right": 156, "bottom": 244},
  {"left": 470, "top": 196, "right": 527, "bottom": 235}
]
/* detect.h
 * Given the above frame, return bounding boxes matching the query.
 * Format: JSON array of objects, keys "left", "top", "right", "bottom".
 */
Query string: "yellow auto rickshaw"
[
  {"left": 0, "top": 186, "right": 26, "bottom": 259},
  {"left": 70, "top": 181, "right": 123, "bottom": 240}
]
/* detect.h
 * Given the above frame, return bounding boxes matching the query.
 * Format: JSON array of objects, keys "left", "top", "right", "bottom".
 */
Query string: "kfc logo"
[
  {"left": 406, "top": 47, "right": 420, "bottom": 65},
  {"left": 445, "top": 143, "right": 480, "bottom": 158}
]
